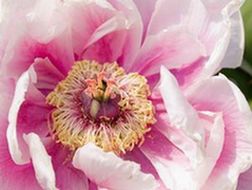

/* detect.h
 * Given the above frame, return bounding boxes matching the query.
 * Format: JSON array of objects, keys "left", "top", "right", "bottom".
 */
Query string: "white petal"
[
  {"left": 72, "top": 143, "right": 158, "bottom": 190},
  {"left": 23, "top": 133, "right": 57, "bottom": 190},
  {"left": 6, "top": 71, "right": 34, "bottom": 164},
  {"left": 25, "top": 0, "right": 67, "bottom": 43},
  {"left": 159, "top": 66, "right": 204, "bottom": 142},
  {"left": 187, "top": 75, "right": 252, "bottom": 189},
  {"left": 219, "top": 12, "right": 244, "bottom": 69},
  {"left": 141, "top": 112, "right": 225, "bottom": 190}
]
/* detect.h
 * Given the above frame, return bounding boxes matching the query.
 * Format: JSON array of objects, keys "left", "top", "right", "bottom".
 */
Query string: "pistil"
[{"left": 46, "top": 60, "right": 156, "bottom": 154}]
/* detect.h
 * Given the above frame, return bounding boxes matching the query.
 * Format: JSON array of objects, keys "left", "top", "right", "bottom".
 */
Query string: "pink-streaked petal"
[
  {"left": 187, "top": 75, "right": 252, "bottom": 189},
  {"left": 141, "top": 112, "right": 225, "bottom": 190},
  {"left": 140, "top": 129, "right": 193, "bottom": 190},
  {"left": 191, "top": 112, "right": 225, "bottom": 188},
  {"left": 89, "top": 182, "right": 98, "bottom": 190},
  {"left": 17, "top": 96, "right": 51, "bottom": 139},
  {"left": 0, "top": 0, "right": 74, "bottom": 78},
  {"left": 0, "top": 143, "right": 40, "bottom": 190},
  {"left": 54, "top": 162, "right": 89, "bottom": 190},
  {"left": 31, "top": 57, "right": 64, "bottom": 95},
  {"left": 72, "top": 143, "right": 158, "bottom": 190},
  {"left": 196, "top": 28, "right": 230, "bottom": 81},
  {"left": 146, "top": 0, "right": 209, "bottom": 37},
  {"left": 132, "top": 28, "right": 206, "bottom": 76},
  {"left": 132, "top": 0, "right": 156, "bottom": 37},
  {"left": 65, "top": 0, "right": 115, "bottom": 57},
  {"left": 0, "top": 78, "right": 42, "bottom": 190},
  {"left": 124, "top": 148, "right": 168, "bottom": 190},
  {"left": 107, "top": 0, "right": 143, "bottom": 68},
  {"left": 42, "top": 142, "right": 89, "bottom": 190},
  {"left": 152, "top": 95, "right": 225, "bottom": 188},
  {"left": 81, "top": 14, "right": 128, "bottom": 63},
  {"left": 67, "top": 0, "right": 143, "bottom": 68},
  {"left": 6, "top": 66, "right": 51, "bottom": 165},
  {"left": 237, "top": 167, "right": 252, "bottom": 190},
  {"left": 78, "top": 0, "right": 142, "bottom": 68},
  {"left": 23, "top": 133, "right": 57, "bottom": 190},
  {"left": 170, "top": 58, "right": 205, "bottom": 88},
  {"left": 197, "top": 0, "right": 245, "bottom": 73},
  {"left": 142, "top": 0, "right": 244, "bottom": 84},
  {"left": 159, "top": 66, "right": 204, "bottom": 144}
]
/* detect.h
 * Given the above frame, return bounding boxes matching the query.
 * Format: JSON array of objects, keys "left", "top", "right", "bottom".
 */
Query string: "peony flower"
[{"left": 0, "top": 0, "right": 251, "bottom": 190}]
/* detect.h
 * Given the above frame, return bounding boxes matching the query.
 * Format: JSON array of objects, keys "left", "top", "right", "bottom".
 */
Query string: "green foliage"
[{"left": 242, "top": 0, "right": 252, "bottom": 64}]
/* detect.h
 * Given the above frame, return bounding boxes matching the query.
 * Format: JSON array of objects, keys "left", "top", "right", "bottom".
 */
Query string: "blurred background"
[{"left": 222, "top": 1, "right": 252, "bottom": 107}]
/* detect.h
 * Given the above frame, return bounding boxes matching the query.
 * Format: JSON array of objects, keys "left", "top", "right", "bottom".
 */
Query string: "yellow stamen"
[{"left": 46, "top": 60, "right": 156, "bottom": 154}]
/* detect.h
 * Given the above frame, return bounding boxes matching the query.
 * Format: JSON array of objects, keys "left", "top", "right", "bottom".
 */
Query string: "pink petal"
[
  {"left": 237, "top": 167, "right": 252, "bottom": 190},
  {"left": 141, "top": 0, "right": 244, "bottom": 85},
  {"left": 66, "top": 0, "right": 116, "bottom": 56},
  {"left": 132, "top": 28, "right": 206, "bottom": 76},
  {"left": 140, "top": 129, "right": 193, "bottom": 189},
  {"left": 81, "top": 15, "right": 129, "bottom": 63},
  {"left": 124, "top": 148, "right": 168, "bottom": 190},
  {"left": 48, "top": 143, "right": 89, "bottom": 190},
  {"left": 31, "top": 57, "right": 64, "bottom": 95},
  {"left": 7, "top": 71, "right": 34, "bottom": 164},
  {"left": 0, "top": 78, "right": 15, "bottom": 118},
  {"left": 219, "top": 12, "right": 244, "bottom": 69},
  {"left": 188, "top": 75, "right": 252, "bottom": 189},
  {"left": 159, "top": 66, "right": 204, "bottom": 146},
  {"left": 107, "top": 0, "right": 143, "bottom": 68},
  {"left": 7, "top": 66, "right": 51, "bottom": 165},
  {"left": 66, "top": 0, "right": 142, "bottom": 68},
  {"left": 146, "top": 0, "right": 206, "bottom": 36},
  {"left": 197, "top": 0, "right": 245, "bottom": 72},
  {"left": 191, "top": 112, "right": 225, "bottom": 188},
  {"left": 141, "top": 112, "right": 225, "bottom": 190},
  {"left": 0, "top": 0, "right": 74, "bottom": 78},
  {"left": 170, "top": 58, "right": 205, "bottom": 88},
  {"left": 53, "top": 161, "right": 89, "bottom": 190},
  {"left": 0, "top": 78, "right": 41, "bottom": 190},
  {"left": 25, "top": 0, "right": 67, "bottom": 44},
  {"left": 132, "top": 0, "right": 156, "bottom": 37},
  {"left": 72, "top": 143, "right": 158, "bottom": 190},
  {"left": 23, "top": 133, "right": 57, "bottom": 190}
]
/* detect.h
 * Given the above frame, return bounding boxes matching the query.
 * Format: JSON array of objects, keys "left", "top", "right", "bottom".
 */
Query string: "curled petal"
[
  {"left": 7, "top": 71, "right": 33, "bottom": 164},
  {"left": 159, "top": 66, "right": 204, "bottom": 143},
  {"left": 72, "top": 143, "right": 158, "bottom": 190},
  {"left": 219, "top": 12, "right": 244, "bottom": 69},
  {"left": 6, "top": 63, "right": 51, "bottom": 165},
  {"left": 140, "top": 112, "right": 225, "bottom": 190},
  {"left": 0, "top": 0, "right": 74, "bottom": 78},
  {"left": 132, "top": 28, "right": 206, "bottom": 76},
  {"left": 187, "top": 75, "right": 252, "bottom": 189},
  {"left": 23, "top": 133, "right": 57, "bottom": 190},
  {"left": 132, "top": 0, "right": 156, "bottom": 35},
  {"left": 31, "top": 57, "right": 64, "bottom": 96}
]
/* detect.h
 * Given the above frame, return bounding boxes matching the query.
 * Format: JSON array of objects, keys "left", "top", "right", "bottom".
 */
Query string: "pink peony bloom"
[{"left": 0, "top": 0, "right": 251, "bottom": 190}]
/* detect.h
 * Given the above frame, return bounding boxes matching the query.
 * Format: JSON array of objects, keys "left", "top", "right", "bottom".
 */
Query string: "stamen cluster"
[{"left": 46, "top": 60, "right": 155, "bottom": 154}]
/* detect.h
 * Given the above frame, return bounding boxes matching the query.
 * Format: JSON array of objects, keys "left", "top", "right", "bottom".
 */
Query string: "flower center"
[{"left": 46, "top": 60, "right": 155, "bottom": 154}]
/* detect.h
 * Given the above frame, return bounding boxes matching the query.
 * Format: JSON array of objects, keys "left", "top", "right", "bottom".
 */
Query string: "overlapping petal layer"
[{"left": 0, "top": 0, "right": 250, "bottom": 190}]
